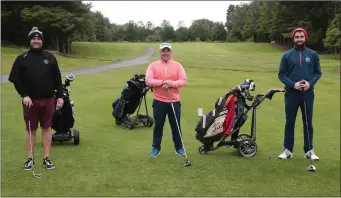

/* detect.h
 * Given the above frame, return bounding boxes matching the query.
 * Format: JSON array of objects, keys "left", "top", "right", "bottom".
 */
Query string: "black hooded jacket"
[{"left": 8, "top": 49, "right": 63, "bottom": 99}]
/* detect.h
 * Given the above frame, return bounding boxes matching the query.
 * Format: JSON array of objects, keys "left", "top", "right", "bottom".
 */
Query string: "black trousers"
[
  {"left": 152, "top": 99, "right": 183, "bottom": 150},
  {"left": 284, "top": 90, "right": 314, "bottom": 153}
]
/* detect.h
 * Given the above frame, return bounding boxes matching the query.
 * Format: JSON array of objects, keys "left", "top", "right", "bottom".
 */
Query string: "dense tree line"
[
  {"left": 225, "top": 1, "right": 341, "bottom": 54},
  {"left": 1, "top": 1, "right": 227, "bottom": 53},
  {"left": 1, "top": 1, "right": 340, "bottom": 54}
]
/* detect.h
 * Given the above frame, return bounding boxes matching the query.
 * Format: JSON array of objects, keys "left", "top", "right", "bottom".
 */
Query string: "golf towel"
[{"left": 222, "top": 94, "right": 237, "bottom": 136}]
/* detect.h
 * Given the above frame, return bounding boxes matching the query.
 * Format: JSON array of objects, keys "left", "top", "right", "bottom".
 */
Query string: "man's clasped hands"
[{"left": 162, "top": 80, "right": 174, "bottom": 89}]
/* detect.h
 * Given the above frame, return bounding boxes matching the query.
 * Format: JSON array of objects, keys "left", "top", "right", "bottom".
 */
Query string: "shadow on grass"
[{"left": 51, "top": 141, "right": 80, "bottom": 146}]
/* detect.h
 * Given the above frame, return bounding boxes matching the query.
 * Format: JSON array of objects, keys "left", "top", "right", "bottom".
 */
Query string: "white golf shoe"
[
  {"left": 278, "top": 149, "right": 293, "bottom": 159},
  {"left": 304, "top": 150, "right": 320, "bottom": 161}
]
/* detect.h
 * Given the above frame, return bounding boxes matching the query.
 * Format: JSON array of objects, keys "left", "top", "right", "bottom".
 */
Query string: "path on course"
[{"left": 1, "top": 47, "right": 154, "bottom": 83}]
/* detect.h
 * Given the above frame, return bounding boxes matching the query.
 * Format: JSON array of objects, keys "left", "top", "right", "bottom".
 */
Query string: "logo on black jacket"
[
  {"left": 305, "top": 57, "right": 311, "bottom": 63},
  {"left": 43, "top": 59, "right": 49, "bottom": 64}
]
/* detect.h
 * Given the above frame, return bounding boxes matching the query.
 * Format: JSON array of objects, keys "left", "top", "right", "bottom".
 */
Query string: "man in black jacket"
[{"left": 8, "top": 27, "right": 64, "bottom": 170}]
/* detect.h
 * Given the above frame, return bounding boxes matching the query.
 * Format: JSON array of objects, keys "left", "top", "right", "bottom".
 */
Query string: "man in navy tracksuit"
[{"left": 277, "top": 28, "right": 322, "bottom": 160}]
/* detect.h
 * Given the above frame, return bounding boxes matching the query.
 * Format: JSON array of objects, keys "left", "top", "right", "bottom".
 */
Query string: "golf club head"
[
  {"left": 32, "top": 166, "right": 41, "bottom": 178},
  {"left": 33, "top": 173, "right": 41, "bottom": 178},
  {"left": 65, "top": 74, "right": 75, "bottom": 82},
  {"left": 265, "top": 88, "right": 286, "bottom": 100},
  {"left": 64, "top": 74, "right": 75, "bottom": 87},
  {"left": 246, "top": 94, "right": 254, "bottom": 101},
  {"left": 306, "top": 164, "right": 316, "bottom": 172},
  {"left": 183, "top": 160, "right": 191, "bottom": 167}
]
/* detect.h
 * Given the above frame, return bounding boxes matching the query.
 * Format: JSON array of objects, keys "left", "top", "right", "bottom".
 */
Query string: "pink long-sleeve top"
[{"left": 145, "top": 59, "right": 187, "bottom": 102}]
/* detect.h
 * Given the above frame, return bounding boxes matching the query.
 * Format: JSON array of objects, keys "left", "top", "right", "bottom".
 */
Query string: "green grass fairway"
[
  {"left": 162, "top": 42, "right": 340, "bottom": 73},
  {"left": 1, "top": 42, "right": 340, "bottom": 196},
  {"left": 1, "top": 42, "right": 154, "bottom": 74},
  {"left": 71, "top": 42, "right": 156, "bottom": 61},
  {"left": 0, "top": 47, "right": 107, "bottom": 74}
]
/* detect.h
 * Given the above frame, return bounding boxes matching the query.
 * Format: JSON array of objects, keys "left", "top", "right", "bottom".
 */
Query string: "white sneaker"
[
  {"left": 278, "top": 149, "right": 293, "bottom": 159},
  {"left": 304, "top": 150, "right": 320, "bottom": 161}
]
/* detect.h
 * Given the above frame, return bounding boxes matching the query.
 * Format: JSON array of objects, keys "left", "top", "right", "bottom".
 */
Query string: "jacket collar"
[
  {"left": 159, "top": 58, "right": 173, "bottom": 64},
  {"left": 294, "top": 45, "right": 306, "bottom": 51},
  {"left": 29, "top": 47, "right": 44, "bottom": 54}
]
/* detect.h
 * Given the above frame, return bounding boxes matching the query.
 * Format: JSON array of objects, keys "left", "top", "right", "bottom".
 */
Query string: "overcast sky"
[{"left": 84, "top": 1, "right": 246, "bottom": 28}]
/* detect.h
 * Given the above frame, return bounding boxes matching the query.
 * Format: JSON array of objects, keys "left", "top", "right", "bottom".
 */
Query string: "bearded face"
[{"left": 293, "top": 31, "right": 306, "bottom": 47}]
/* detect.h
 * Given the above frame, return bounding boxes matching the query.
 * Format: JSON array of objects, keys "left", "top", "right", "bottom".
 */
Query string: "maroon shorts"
[{"left": 23, "top": 97, "right": 55, "bottom": 131}]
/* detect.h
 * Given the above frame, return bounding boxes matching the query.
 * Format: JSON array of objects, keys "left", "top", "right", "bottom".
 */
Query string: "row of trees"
[
  {"left": 225, "top": 1, "right": 340, "bottom": 53},
  {"left": 1, "top": 1, "right": 227, "bottom": 53},
  {"left": 1, "top": 1, "right": 340, "bottom": 54},
  {"left": 80, "top": 18, "right": 228, "bottom": 44}
]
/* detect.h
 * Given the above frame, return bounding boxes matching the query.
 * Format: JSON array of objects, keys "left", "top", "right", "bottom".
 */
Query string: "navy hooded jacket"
[{"left": 278, "top": 46, "right": 322, "bottom": 91}]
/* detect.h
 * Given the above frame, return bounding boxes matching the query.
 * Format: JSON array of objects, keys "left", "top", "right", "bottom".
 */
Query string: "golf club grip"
[
  {"left": 167, "top": 91, "right": 181, "bottom": 135},
  {"left": 167, "top": 89, "right": 172, "bottom": 103},
  {"left": 301, "top": 81, "right": 305, "bottom": 91},
  {"left": 167, "top": 89, "right": 179, "bottom": 133}
]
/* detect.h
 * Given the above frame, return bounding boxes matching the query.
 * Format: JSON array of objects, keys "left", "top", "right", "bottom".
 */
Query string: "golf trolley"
[
  {"left": 120, "top": 87, "right": 154, "bottom": 129},
  {"left": 112, "top": 74, "right": 154, "bottom": 130},
  {"left": 196, "top": 81, "right": 285, "bottom": 157},
  {"left": 51, "top": 74, "right": 79, "bottom": 145}
]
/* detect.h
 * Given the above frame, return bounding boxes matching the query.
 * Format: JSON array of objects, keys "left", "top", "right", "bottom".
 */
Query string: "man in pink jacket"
[{"left": 145, "top": 43, "right": 188, "bottom": 157}]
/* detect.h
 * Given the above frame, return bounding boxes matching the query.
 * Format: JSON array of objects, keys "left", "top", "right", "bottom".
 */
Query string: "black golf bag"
[
  {"left": 112, "top": 74, "right": 154, "bottom": 129},
  {"left": 51, "top": 74, "right": 79, "bottom": 145},
  {"left": 195, "top": 79, "right": 255, "bottom": 150}
]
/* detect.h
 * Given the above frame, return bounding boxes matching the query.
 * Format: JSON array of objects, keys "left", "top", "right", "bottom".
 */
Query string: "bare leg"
[{"left": 42, "top": 127, "right": 52, "bottom": 158}]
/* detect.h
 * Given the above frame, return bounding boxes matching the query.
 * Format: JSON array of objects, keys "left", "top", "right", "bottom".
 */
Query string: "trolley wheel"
[
  {"left": 198, "top": 145, "right": 207, "bottom": 154},
  {"left": 73, "top": 129, "right": 80, "bottom": 145},
  {"left": 127, "top": 123, "right": 135, "bottom": 129},
  {"left": 144, "top": 116, "right": 154, "bottom": 127},
  {"left": 237, "top": 133, "right": 252, "bottom": 140},
  {"left": 238, "top": 138, "right": 257, "bottom": 157},
  {"left": 124, "top": 117, "right": 136, "bottom": 129}
]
